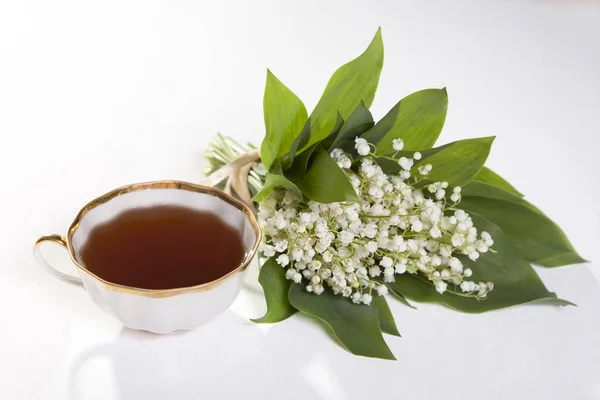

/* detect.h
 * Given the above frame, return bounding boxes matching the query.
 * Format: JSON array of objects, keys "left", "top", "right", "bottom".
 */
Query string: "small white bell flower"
[{"left": 392, "top": 138, "right": 404, "bottom": 151}]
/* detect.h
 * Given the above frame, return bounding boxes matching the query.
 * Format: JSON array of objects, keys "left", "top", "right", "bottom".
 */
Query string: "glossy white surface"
[{"left": 1, "top": 0, "right": 599, "bottom": 399}]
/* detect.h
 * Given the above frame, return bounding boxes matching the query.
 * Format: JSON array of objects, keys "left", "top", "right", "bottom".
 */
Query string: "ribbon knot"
[{"left": 200, "top": 148, "right": 261, "bottom": 213}]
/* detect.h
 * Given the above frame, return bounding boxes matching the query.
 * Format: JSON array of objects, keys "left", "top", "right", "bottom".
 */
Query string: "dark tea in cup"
[{"left": 78, "top": 205, "right": 247, "bottom": 290}]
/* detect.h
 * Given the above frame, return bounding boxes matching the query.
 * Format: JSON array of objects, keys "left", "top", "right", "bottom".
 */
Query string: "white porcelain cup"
[{"left": 33, "top": 181, "right": 261, "bottom": 334}]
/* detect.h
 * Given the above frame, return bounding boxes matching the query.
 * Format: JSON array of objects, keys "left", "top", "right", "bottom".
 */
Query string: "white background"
[{"left": 1, "top": 0, "right": 599, "bottom": 399}]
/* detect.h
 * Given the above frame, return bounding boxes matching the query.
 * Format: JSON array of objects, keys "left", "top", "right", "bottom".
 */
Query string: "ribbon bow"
[{"left": 200, "top": 148, "right": 261, "bottom": 213}]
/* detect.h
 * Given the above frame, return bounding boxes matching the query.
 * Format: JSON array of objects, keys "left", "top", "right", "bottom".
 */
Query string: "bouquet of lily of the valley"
[{"left": 203, "top": 28, "right": 585, "bottom": 360}]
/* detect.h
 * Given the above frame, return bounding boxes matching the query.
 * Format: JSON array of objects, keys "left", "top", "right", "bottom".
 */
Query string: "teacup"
[{"left": 33, "top": 180, "right": 261, "bottom": 334}]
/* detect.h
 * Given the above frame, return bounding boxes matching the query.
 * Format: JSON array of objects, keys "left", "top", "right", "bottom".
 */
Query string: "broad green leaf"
[
  {"left": 294, "top": 147, "right": 359, "bottom": 203},
  {"left": 284, "top": 143, "right": 319, "bottom": 182},
  {"left": 374, "top": 137, "right": 494, "bottom": 185},
  {"left": 369, "top": 156, "right": 405, "bottom": 175},
  {"left": 389, "top": 274, "right": 570, "bottom": 313},
  {"left": 362, "top": 88, "right": 448, "bottom": 152},
  {"left": 371, "top": 142, "right": 451, "bottom": 175},
  {"left": 461, "top": 181, "right": 541, "bottom": 215},
  {"left": 252, "top": 258, "right": 297, "bottom": 323},
  {"left": 360, "top": 102, "right": 401, "bottom": 146},
  {"left": 388, "top": 213, "right": 571, "bottom": 313},
  {"left": 321, "top": 112, "right": 345, "bottom": 150},
  {"left": 261, "top": 70, "right": 308, "bottom": 171},
  {"left": 288, "top": 284, "right": 396, "bottom": 360},
  {"left": 253, "top": 172, "right": 303, "bottom": 202},
  {"left": 525, "top": 297, "right": 576, "bottom": 307},
  {"left": 474, "top": 167, "right": 523, "bottom": 197},
  {"left": 461, "top": 182, "right": 584, "bottom": 267},
  {"left": 253, "top": 162, "right": 302, "bottom": 202},
  {"left": 287, "top": 113, "right": 344, "bottom": 181},
  {"left": 459, "top": 197, "right": 586, "bottom": 267},
  {"left": 372, "top": 295, "right": 400, "bottom": 336},
  {"left": 284, "top": 119, "right": 311, "bottom": 168},
  {"left": 303, "top": 28, "right": 384, "bottom": 150},
  {"left": 329, "top": 101, "right": 374, "bottom": 152},
  {"left": 413, "top": 137, "right": 495, "bottom": 187},
  {"left": 386, "top": 285, "right": 417, "bottom": 309}
]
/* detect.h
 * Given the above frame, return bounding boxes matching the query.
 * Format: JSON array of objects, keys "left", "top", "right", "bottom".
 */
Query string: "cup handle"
[{"left": 33, "top": 234, "right": 83, "bottom": 287}]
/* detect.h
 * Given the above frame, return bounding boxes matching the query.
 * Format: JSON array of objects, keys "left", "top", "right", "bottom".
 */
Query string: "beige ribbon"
[{"left": 200, "top": 148, "right": 261, "bottom": 213}]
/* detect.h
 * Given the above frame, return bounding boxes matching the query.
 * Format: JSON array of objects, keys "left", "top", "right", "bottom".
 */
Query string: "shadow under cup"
[{"left": 36, "top": 181, "right": 261, "bottom": 334}]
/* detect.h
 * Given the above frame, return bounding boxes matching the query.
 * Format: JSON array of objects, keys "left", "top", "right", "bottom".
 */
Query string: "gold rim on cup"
[{"left": 33, "top": 180, "right": 262, "bottom": 298}]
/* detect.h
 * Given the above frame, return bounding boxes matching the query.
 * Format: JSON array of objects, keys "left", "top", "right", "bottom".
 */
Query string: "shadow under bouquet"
[{"left": 203, "top": 28, "right": 585, "bottom": 360}]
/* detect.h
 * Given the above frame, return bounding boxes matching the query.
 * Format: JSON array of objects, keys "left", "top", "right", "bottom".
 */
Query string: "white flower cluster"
[{"left": 257, "top": 138, "right": 495, "bottom": 304}]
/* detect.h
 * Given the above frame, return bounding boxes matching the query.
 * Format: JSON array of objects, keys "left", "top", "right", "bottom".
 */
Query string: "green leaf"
[
  {"left": 294, "top": 147, "right": 359, "bottom": 203},
  {"left": 461, "top": 181, "right": 541, "bottom": 214},
  {"left": 413, "top": 137, "right": 495, "bottom": 187},
  {"left": 253, "top": 172, "right": 303, "bottom": 202},
  {"left": 252, "top": 258, "right": 297, "bottom": 323},
  {"left": 525, "top": 297, "right": 576, "bottom": 307},
  {"left": 370, "top": 143, "right": 454, "bottom": 175},
  {"left": 461, "top": 181, "right": 585, "bottom": 267},
  {"left": 474, "top": 166, "right": 523, "bottom": 197},
  {"left": 284, "top": 119, "right": 311, "bottom": 168},
  {"left": 372, "top": 295, "right": 401, "bottom": 336},
  {"left": 388, "top": 213, "right": 571, "bottom": 313},
  {"left": 288, "top": 284, "right": 396, "bottom": 360},
  {"left": 362, "top": 88, "right": 448, "bottom": 152},
  {"left": 329, "top": 101, "right": 374, "bottom": 152},
  {"left": 389, "top": 274, "right": 568, "bottom": 314},
  {"left": 321, "top": 112, "right": 345, "bottom": 150},
  {"left": 253, "top": 161, "right": 302, "bottom": 202},
  {"left": 303, "top": 27, "right": 384, "bottom": 150},
  {"left": 261, "top": 70, "right": 308, "bottom": 171},
  {"left": 374, "top": 137, "right": 494, "bottom": 185},
  {"left": 386, "top": 285, "right": 417, "bottom": 309},
  {"left": 284, "top": 143, "right": 319, "bottom": 182},
  {"left": 287, "top": 113, "right": 344, "bottom": 181},
  {"left": 459, "top": 197, "right": 586, "bottom": 267}
]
